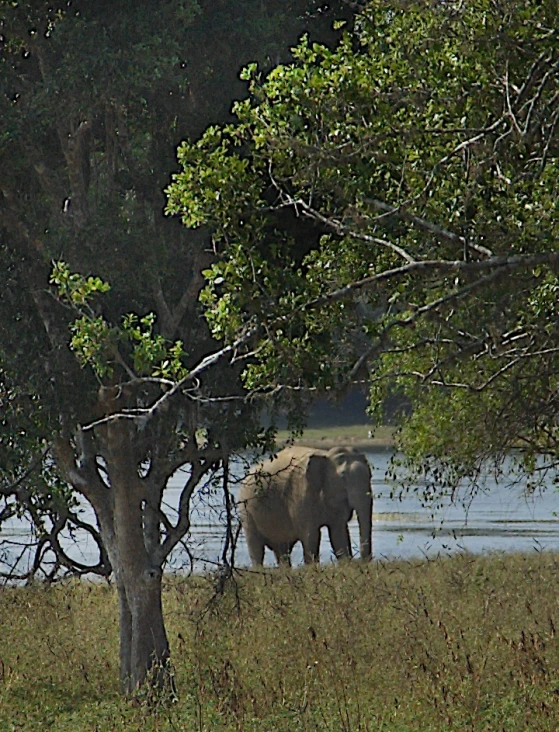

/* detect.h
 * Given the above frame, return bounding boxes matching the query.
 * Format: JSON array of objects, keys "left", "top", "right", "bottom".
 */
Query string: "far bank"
[{"left": 275, "top": 424, "right": 395, "bottom": 450}]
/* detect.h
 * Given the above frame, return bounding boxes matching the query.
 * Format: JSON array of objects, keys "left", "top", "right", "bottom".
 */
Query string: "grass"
[
  {"left": 275, "top": 424, "right": 395, "bottom": 447},
  {"left": 2, "top": 552, "right": 559, "bottom": 730}
]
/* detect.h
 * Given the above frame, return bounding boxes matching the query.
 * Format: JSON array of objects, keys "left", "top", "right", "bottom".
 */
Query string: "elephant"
[{"left": 238, "top": 445, "right": 373, "bottom": 566}]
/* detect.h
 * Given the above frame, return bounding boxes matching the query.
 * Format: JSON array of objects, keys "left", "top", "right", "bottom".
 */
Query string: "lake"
[{"left": 2, "top": 449, "right": 559, "bottom": 578}]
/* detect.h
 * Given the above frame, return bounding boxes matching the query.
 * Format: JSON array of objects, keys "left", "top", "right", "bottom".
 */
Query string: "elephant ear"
[{"left": 306, "top": 454, "right": 329, "bottom": 491}]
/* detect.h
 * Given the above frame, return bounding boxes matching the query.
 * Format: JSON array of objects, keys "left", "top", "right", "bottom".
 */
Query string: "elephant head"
[
  {"left": 323, "top": 446, "right": 373, "bottom": 560},
  {"left": 238, "top": 444, "right": 373, "bottom": 566}
]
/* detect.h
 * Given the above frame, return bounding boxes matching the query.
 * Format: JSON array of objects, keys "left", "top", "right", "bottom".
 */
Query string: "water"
[{"left": 1, "top": 449, "right": 558, "bottom": 578}]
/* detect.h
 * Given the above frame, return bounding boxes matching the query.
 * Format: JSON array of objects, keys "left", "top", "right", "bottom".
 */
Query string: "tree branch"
[
  {"left": 288, "top": 197, "right": 417, "bottom": 264},
  {"left": 0, "top": 447, "right": 50, "bottom": 496},
  {"left": 305, "top": 250, "right": 559, "bottom": 309},
  {"left": 364, "top": 197, "right": 493, "bottom": 257},
  {"left": 82, "top": 324, "right": 260, "bottom": 430},
  {"left": 155, "top": 458, "right": 220, "bottom": 564}
]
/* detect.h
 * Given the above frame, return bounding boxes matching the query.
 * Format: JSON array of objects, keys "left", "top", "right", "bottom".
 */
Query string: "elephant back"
[
  {"left": 240, "top": 446, "right": 321, "bottom": 502},
  {"left": 239, "top": 447, "right": 318, "bottom": 545}
]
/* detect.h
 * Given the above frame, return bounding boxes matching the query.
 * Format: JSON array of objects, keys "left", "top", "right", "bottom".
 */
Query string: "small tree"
[
  {"left": 166, "top": 0, "right": 559, "bottom": 495},
  {"left": 0, "top": 0, "right": 351, "bottom": 691}
]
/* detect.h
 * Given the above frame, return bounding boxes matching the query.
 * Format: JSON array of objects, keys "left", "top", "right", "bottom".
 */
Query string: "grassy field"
[
  {"left": 275, "top": 424, "right": 395, "bottom": 449},
  {"left": 2, "top": 552, "right": 559, "bottom": 730}
]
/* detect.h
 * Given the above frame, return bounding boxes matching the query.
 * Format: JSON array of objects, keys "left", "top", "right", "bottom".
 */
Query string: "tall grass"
[{"left": 2, "top": 552, "right": 559, "bottom": 730}]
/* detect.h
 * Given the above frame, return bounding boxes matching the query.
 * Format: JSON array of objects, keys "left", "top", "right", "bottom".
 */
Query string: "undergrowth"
[{"left": 2, "top": 552, "right": 559, "bottom": 730}]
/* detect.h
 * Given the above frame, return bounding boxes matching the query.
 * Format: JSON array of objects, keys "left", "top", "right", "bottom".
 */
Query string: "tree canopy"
[{"left": 167, "top": 0, "right": 559, "bottom": 493}]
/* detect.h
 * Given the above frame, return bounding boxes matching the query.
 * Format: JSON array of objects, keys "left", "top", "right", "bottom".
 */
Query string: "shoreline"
[{"left": 277, "top": 435, "right": 395, "bottom": 451}]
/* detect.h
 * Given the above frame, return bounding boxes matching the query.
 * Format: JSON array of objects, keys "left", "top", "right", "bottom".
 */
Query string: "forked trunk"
[
  {"left": 55, "top": 408, "right": 177, "bottom": 694},
  {"left": 107, "top": 424, "right": 171, "bottom": 693},
  {"left": 116, "top": 564, "right": 170, "bottom": 693}
]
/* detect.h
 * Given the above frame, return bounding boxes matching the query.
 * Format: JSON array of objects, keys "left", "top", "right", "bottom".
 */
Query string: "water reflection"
[{"left": 2, "top": 449, "right": 558, "bottom": 577}]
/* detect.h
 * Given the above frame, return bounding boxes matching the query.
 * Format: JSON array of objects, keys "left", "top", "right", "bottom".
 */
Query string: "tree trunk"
[
  {"left": 116, "top": 563, "right": 169, "bottom": 693},
  {"left": 113, "top": 479, "right": 170, "bottom": 692},
  {"left": 106, "top": 421, "right": 171, "bottom": 693},
  {"left": 54, "top": 418, "right": 175, "bottom": 693}
]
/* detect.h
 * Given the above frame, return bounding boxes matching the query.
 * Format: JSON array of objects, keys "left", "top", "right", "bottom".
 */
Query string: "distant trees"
[
  {"left": 168, "top": 0, "right": 559, "bottom": 494},
  {"left": 0, "top": 0, "right": 351, "bottom": 692}
]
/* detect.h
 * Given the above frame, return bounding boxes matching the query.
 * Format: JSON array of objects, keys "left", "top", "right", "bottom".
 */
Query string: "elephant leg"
[
  {"left": 328, "top": 523, "right": 352, "bottom": 560},
  {"left": 244, "top": 517, "right": 265, "bottom": 566},
  {"left": 301, "top": 528, "right": 321, "bottom": 564},
  {"left": 272, "top": 543, "right": 293, "bottom": 567}
]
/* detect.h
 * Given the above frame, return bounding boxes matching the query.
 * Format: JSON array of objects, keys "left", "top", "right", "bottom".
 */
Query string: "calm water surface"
[{"left": 2, "top": 450, "right": 559, "bottom": 576}]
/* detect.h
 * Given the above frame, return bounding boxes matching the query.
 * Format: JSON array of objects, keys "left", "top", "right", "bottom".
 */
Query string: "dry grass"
[
  {"left": 275, "top": 424, "right": 395, "bottom": 448},
  {"left": 2, "top": 552, "right": 559, "bottom": 730}
]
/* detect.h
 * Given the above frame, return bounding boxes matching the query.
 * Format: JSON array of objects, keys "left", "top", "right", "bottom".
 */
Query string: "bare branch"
[
  {"left": 504, "top": 63, "right": 523, "bottom": 136},
  {"left": 420, "top": 116, "right": 505, "bottom": 208},
  {"left": 523, "top": 58, "right": 559, "bottom": 137},
  {"left": 305, "top": 250, "right": 559, "bottom": 310},
  {"left": 47, "top": 512, "right": 110, "bottom": 577},
  {"left": 289, "top": 197, "right": 417, "bottom": 264},
  {"left": 538, "top": 103, "right": 559, "bottom": 176},
  {"left": 341, "top": 268, "right": 534, "bottom": 383},
  {"left": 153, "top": 244, "right": 208, "bottom": 340},
  {"left": 82, "top": 324, "right": 260, "bottom": 430},
  {"left": 0, "top": 446, "right": 50, "bottom": 496},
  {"left": 514, "top": 52, "right": 551, "bottom": 107},
  {"left": 429, "top": 357, "right": 522, "bottom": 392},
  {"left": 364, "top": 197, "right": 493, "bottom": 257},
  {"left": 155, "top": 458, "right": 220, "bottom": 564}
]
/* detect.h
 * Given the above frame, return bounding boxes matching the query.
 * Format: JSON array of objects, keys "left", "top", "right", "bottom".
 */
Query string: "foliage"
[
  {"left": 167, "top": 0, "right": 559, "bottom": 489},
  {"left": 49, "top": 263, "right": 189, "bottom": 380},
  {"left": 0, "top": 0, "right": 349, "bottom": 583},
  {"left": 3, "top": 553, "right": 559, "bottom": 730}
]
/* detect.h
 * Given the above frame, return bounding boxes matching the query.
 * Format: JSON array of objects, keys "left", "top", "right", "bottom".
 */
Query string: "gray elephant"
[{"left": 238, "top": 445, "right": 373, "bottom": 566}]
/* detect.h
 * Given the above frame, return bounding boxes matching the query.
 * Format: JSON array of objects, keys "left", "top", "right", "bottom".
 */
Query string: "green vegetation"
[
  {"left": 3, "top": 552, "right": 559, "bottom": 730},
  {"left": 0, "top": 1, "right": 351, "bottom": 689},
  {"left": 168, "top": 0, "right": 559, "bottom": 486},
  {"left": 3, "top": 0, "right": 559, "bottom": 701}
]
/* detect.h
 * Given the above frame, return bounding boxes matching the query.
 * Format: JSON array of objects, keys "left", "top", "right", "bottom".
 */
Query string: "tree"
[
  {"left": 166, "top": 0, "right": 559, "bottom": 497},
  {"left": 0, "top": 0, "right": 352, "bottom": 691}
]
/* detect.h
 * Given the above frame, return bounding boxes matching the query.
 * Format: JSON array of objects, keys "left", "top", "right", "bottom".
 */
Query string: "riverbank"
[
  {"left": 275, "top": 424, "right": 395, "bottom": 450},
  {"left": 3, "top": 552, "right": 559, "bottom": 731}
]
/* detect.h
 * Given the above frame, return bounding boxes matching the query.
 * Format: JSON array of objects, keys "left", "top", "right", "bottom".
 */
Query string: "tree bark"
[
  {"left": 107, "top": 419, "right": 171, "bottom": 692},
  {"left": 55, "top": 407, "right": 191, "bottom": 694},
  {"left": 118, "top": 583, "right": 133, "bottom": 690},
  {"left": 114, "top": 560, "right": 169, "bottom": 692}
]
